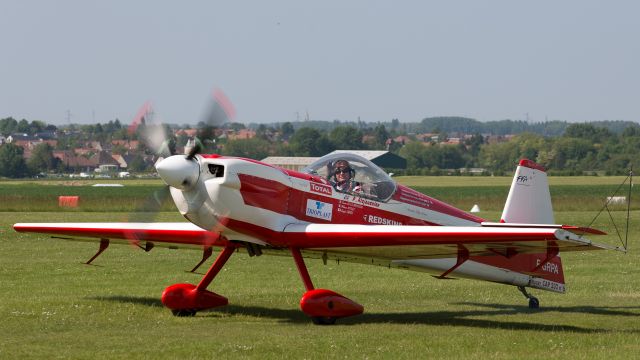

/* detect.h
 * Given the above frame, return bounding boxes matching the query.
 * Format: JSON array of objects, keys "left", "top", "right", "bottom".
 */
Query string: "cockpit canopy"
[{"left": 303, "top": 153, "right": 397, "bottom": 202}]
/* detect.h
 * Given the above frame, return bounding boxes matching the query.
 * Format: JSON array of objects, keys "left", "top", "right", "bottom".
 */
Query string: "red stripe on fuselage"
[
  {"left": 285, "top": 165, "right": 483, "bottom": 224},
  {"left": 393, "top": 185, "right": 484, "bottom": 223},
  {"left": 238, "top": 173, "right": 437, "bottom": 226}
]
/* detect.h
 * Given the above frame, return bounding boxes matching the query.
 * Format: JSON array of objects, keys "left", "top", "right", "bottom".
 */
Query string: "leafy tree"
[
  {"left": 621, "top": 126, "right": 640, "bottom": 138},
  {"left": 222, "top": 138, "right": 272, "bottom": 160},
  {"left": 391, "top": 118, "right": 400, "bottom": 131},
  {"left": 564, "top": 123, "right": 613, "bottom": 143},
  {"left": 329, "top": 126, "right": 364, "bottom": 150},
  {"left": 288, "top": 127, "right": 333, "bottom": 156},
  {"left": 228, "top": 122, "right": 246, "bottom": 132},
  {"left": 464, "top": 133, "right": 484, "bottom": 158},
  {"left": 0, "top": 117, "right": 18, "bottom": 135},
  {"left": 372, "top": 124, "right": 389, "bottom": 149},
  {"left": 112, "top": 144, "right": 127, "bottom": 155},
  {"left": 549, "top": 137, "right": 594, "bottom": 170},
  {"left": 398, "top": 142, "right": 429, "bottom": 169},
  {"left": 27, "top": 143, "right": 59, "bottom": 173},
  {"left": 256, "top": 124, "right": 270, "bottom": 140},
  {"left": 479, "top": 141, "right": 519, "bottom": 173},
  {"left": 128, "top": 155, "right": 148, "bottom": 172},
  {"left": 280, "top": 122, "right": 295, "bottom": 140},
  {"left": 436, "top": 145, "right": 465, "bottom": 169},
  {"left": 17, "top": 119, "right": 30, "bottom": 133},
  {"left": 29, "top": 120, "right": 47, "bottom": 134},
  {"left": 0, "top": 144, "right": 29, "bottom": 178}
]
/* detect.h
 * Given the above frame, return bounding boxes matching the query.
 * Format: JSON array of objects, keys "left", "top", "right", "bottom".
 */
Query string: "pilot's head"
[{"left": 332, "top": 159, "right": 355, "bottom": 182}]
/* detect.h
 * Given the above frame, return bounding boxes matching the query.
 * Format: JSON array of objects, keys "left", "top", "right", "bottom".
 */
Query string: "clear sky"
[{"left": 1, "top": 1, "right": 638, "bottom": 125}]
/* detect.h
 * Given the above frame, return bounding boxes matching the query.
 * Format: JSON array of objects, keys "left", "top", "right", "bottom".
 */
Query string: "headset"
[{"left": 328, "top": 159, "right": 356, "bottom": 182}]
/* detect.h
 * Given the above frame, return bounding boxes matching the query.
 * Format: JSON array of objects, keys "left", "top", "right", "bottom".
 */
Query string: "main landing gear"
[
  {"left": 161, "top": 243, "right": 237, "bottom": 316},
  {"left": 518, "top": 286, "right": 540, "bottom": 309},
  {"left": 161, "top": 244, "right": 363, "bottom": 324},
  {"left": 291, "top": 248, "right": 363, "bottom": 325}
]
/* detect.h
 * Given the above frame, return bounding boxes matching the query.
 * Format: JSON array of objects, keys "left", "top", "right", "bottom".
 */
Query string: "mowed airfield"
[{"left": 1, "top": 176, "right": 638, "bottom": 359}]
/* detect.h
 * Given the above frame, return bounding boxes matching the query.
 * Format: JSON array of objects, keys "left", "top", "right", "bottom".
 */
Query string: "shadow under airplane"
[{"left": 92, "top": 295, "right": 640, "bottom": 333}]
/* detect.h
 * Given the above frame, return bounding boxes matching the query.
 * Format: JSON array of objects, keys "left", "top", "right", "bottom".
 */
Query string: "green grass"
[
  {"left": 394, "top": 176, "right": 638, "bottom": 213},
  {"left": 0, "top": 182, "right": 176, "bottom": 212},
  {"left": 1, "top": 176, "right": 637, "bottom": 213},
  {"left": 1, "top": 179, "right": 639, "bottom": 359}
]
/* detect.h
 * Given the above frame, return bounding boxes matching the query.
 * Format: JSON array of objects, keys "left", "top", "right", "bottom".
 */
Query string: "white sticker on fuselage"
[{"left": 305, "top": 199, "right": 333, "bottom": 221}]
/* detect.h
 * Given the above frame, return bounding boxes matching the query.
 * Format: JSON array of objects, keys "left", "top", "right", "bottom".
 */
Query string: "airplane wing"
[
  {"left": 13, "top": 222, "right": 226, "bottom": 249},
  {"left": 15, "top": 221, "right": 615, "bottom": 260},
  {"left": 281, "top": 223, "right": 616, "bottom": 260}
]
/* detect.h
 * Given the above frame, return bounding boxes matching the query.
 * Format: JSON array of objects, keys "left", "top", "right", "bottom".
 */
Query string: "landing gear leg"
[
  {"left": 162, "top": 243, "right": 238, "bottom": 316},
  {"left": 518, "top": 286, "right": 540, "bottom": 309},
  {"left": 290, "top": 247, "right": 363, "bottom": 325}
]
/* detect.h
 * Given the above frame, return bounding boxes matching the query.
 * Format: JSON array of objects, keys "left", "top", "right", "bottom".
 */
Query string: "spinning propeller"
[{"left": 116, "top": 89, "right": 237, "bottom": 270}]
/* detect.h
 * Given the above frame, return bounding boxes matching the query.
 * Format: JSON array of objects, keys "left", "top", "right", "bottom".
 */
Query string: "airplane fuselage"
[{"left": 174, "top": 154, "right": 484, "bottom": 246}]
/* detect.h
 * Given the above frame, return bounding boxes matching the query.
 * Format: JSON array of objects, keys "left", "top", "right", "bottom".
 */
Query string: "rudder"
[{"left": 501, "top": 159, "right": 554, "bottom": 224}]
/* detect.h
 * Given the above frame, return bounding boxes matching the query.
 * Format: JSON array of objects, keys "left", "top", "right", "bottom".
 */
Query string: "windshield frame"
[{"left": 302, "top": 153, "right": 397, "bottom": 202}]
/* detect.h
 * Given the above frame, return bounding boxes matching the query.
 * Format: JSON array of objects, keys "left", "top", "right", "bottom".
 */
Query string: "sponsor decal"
[
  {"left": 396, "top": 187, "right": 434, "bottom": 208},
  {"left": 310, "top": 182, "right": 332, "bottom": 196},
  {"left": 530, "top": 277, "right": 565, "bottom": 292},
  {"left": 516, "top": 172, "right": 535, "bottom": 186},
  {"left": 337, "top": 201, "right": 357, "bottom": 215},
  {"left": 305, "top": 199, "right": 333, "bottom": 221},
  {"left": 344, "top": 194, "right": 380, "bottom": 208},
  {"left": 363, "top": 214, "right": 402, "bottom": 225}
]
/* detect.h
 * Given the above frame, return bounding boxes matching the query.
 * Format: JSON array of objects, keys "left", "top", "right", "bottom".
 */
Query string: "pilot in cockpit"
[{"left": 328, "top": 159, "right": 362, "bottom": 194}]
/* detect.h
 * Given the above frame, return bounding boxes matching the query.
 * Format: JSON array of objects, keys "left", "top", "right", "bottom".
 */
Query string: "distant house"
[
  {"left": 50, "top": 149, "right": 119, "bottom": 172},
  {"left": 111, "top": 154, "right": 128, "bottom": 168},
  {"left": 393, "top": 135, "right": 412, "bottom": 145},
  {"left": 35, "top": 131, "right": 57, "bottom": 140},
  {"left": 415, "top": 133, "right": 437, "bottom": 142},
  {"left": 7, "top": 133, "right": 58, "bottom": 152},
  {"left": 111, "top": 140, "right": 140, "bottom": 151},
  {"left": 53, "top": 150, "right": 98, "bottom": 170},
  {"left": 442, "top": 137, "right": 461, "bottom": 145},
  {"left": 227, "top": 129, "right": 256, "bottom": 140},
  {"left": 7, "top": 133, "right": 38, "bottom": 144},
  {"left": 87, "top": 141, "right": 103, "bottom": 151},
  {"left": 93, "top": 150, "right": 120, "bottom": 169}
]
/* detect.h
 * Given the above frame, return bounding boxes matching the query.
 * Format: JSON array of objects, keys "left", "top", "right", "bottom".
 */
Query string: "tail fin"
[{"left": 500, "top": 159, "right": 554, "bottom": 224}]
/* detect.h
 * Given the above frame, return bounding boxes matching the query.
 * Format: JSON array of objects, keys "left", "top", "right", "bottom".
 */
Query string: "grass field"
[{"left": 1, "top": 179, "right": 639, "bottom": 359}]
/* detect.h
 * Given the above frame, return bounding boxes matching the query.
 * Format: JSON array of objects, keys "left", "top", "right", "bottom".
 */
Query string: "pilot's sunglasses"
[{"left": 335, "top": 168, "right": 351, "bottom": 174}]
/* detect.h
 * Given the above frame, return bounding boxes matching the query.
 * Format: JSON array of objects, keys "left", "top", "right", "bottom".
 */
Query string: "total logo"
[
  {"left": 305, "top": 199, "right": 333, "bottom": 221},
  {"left": 310, "top": 182, "right": 332, "bottom": 196}
]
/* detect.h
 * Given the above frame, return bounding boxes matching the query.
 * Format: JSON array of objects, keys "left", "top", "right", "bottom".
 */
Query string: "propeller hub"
[{"left": 156, "top": 155, "right": 200, "bottom": 190}]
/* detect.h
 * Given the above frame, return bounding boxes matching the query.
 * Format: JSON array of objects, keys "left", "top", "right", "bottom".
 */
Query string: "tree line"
[{"left": 1, "top": 116, "right": 639, "bottom": 178}]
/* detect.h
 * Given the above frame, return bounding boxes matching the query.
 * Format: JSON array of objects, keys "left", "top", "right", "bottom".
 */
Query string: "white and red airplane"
[{"left": 14, "top": 152, "right": 614, "bottom": 324}]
